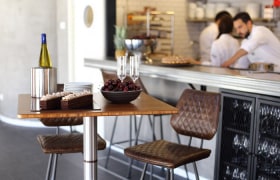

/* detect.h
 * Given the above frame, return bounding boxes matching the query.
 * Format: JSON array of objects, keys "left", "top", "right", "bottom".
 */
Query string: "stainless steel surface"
[
  {"left": 125, "top": 38, "right": 157, "bottom": 60},
  {"left": 30, "top": 97, "right": 40, "bottom": 112},
  {"left": 31, "top": 67, "right": 57, "bottom": 97},
  {"left": 83, "top": 116, "right": 97, "bottom": 180},
  {"left": 249, "top": 63, "right": 274, "bottom": 72},
  {"left": 125, "top": 39, "right": 144, "bottom": 51},
  {"left": 84, "top": 58, "right": 280, "bottom": 97}
]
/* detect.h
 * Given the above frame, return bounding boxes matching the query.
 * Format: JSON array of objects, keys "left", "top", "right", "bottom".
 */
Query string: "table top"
[{"left": 17, "top": 93, "right": 178, "bottom": 119}]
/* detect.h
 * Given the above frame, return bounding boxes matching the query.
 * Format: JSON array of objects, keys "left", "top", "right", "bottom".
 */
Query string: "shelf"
[
  {"left": 224, "top": 127, "right": 250, "bottom": 136},
  {"left": 186, "top": 18, "right": 278, "bottom": 23},
  {"left": 150, "top": 28, "right": 172, "bottom": 33},
  {"left": 186, "top": 18, "right": 214, "bottom": 23},
  {"left": 186, "top": 18, "right": 278, "bottom": 28},
  {"left": 127, "top": 10, "right": 174, "bottom": 55}
]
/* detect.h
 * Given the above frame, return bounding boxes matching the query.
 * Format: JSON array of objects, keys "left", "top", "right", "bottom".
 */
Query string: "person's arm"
[{"left": 221, "top": 49, "right": 248, "bottom": 67}]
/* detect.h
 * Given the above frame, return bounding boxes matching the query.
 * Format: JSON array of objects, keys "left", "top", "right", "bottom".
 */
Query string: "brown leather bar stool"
[
  {"left": 124, "top": 89, "right": 221, "bottom": 180},
  {"left": 38, "top": 117, "right": 106, "bottom": 180}
]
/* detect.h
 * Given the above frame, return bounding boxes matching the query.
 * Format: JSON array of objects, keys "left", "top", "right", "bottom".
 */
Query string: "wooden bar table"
[{"left": 17, "top": 92, "right": 178, "bottom": 180}]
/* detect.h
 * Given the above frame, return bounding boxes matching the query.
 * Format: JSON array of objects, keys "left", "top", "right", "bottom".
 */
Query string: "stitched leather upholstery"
[
  {"left": 37, "top": 133, "right": 106, "bottom": 154},
  {"left": 40, "top": 117, "right": 83, "bottom": 127},
  {"left": 171, "top": 89, "right": 220, "bottom": 140},
  {"left": 124, "top": 89, "right": 221, "bottom": 172}
]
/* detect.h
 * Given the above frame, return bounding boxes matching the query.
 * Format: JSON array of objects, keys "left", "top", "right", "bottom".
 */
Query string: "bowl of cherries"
[{"left": 101, "top": 79, "right": 142, "bottom": 103}]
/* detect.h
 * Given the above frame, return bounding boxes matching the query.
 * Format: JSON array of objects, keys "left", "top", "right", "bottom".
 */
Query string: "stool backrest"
[{"left": 170, "top": 89, "right": 221, "bottom": 140}]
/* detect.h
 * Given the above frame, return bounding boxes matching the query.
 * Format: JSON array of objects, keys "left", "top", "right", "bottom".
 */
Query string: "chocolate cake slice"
[
  {"left": 61, "top": 92, "right": 93, "bottom": 110},
  {"left": 40, "top": 92, "right": 72, "bottom": 110}
]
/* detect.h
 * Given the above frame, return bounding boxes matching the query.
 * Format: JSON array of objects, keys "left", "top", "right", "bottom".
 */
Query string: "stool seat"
[
  {"left": 125, "top": 139, "right": 211, "bottom": 168},
  {"left": 37, "top": 133, "right": 106, "bottom": 154},
  {"left": 40, "top": 117, "right": 83, "bottom": 127}
]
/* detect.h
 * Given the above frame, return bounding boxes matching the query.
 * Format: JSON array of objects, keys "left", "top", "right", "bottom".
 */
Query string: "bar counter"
[
  {"left": 85, "top": 58, "right": 280, "bottom": 179},
  {"left": 84, "top": 58, "right": 280, "bottom": 97}
]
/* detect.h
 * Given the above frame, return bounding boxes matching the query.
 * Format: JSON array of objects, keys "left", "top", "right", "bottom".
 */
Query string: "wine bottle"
[{"left": 39, "top": 33, "right": 52, "bottom": 68}]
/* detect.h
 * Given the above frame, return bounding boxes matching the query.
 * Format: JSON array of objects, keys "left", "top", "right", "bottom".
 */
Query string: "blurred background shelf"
[{"left": 126, "top": 10, "right": 175, "bottom": 55}]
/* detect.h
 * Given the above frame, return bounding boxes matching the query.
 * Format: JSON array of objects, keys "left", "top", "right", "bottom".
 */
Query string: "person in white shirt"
[
  {"left": 199, "top": 11, "right": 231, "bottom": 63},
  {"left": 210, "top": 15, "right": 249, "bottom": 68},
  {"left": 222, "top": 12, "right": 280, "bottom": 67}
]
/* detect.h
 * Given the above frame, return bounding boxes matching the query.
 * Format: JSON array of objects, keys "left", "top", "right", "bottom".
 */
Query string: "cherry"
[{"left": 102, "top": 78, "right": 140, "bottom": 92}]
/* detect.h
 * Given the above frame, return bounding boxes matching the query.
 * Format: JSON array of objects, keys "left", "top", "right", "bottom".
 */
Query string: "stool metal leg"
[
  {"left": 193, "top": 162, "right": 200, "bottom": 180},
  {"left": 166, "top": 168, "right": 174, "bottom": 180},
  {"left": 140, "top": 163, "right": 148, "bottom": 180},
  {"left": 134, "top": 115, "right": 144, "bottom": 145},
  {"left": 105, "top": 116, "right": 118, "bottom": 168},
  {"left": 46, "top": 154, "right": 53, "bottom": 180},
  {"left": 170, "top": 169, "right": 174, "bottom": 180},
  {"left": 129, "top": 115, "right": 133, "bottom": 147},
  {"left": 148, "top": 115, "right": 156, "bottom": 140},
  {"left": 149, "top": 164, "right": 153, "bottom": 180},
  {"left": 45, "top": 153, "right": 58, "bottom": 180},
  {"left": 176, "top": 133, "right": 190, "bottom": 179},
  {"left": 127, "top": 115, "right": 143, "bottom": 178},
  {"left": 133, "top": 115, "right": 138, "bottom": 143},
  {"left": 159, "top": 115, "right": 163, "bottom": 139},
  {"left": 166, "top": 168, "right": 170, "bottom": 180},
  {"left": 50, "top": 154, "right": 58, "bottom": 180}
]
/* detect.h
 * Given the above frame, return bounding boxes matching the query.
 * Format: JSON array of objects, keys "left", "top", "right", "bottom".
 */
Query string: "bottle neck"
[{"left": 41, "top": 33, "right": 47, "bottom": 44}]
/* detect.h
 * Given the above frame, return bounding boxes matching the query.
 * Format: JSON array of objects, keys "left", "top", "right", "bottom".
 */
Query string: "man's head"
[
  {"left": 233, "top": 12, "right": 253, "bottom": 38},
  {"left": 215, "top": 11, "right": 231, "bottom": 22}
]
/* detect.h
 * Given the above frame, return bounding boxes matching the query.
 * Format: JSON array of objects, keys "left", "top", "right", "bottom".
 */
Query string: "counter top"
[{"left": 84, "top": 58, "right": 280, "bottom": 97}]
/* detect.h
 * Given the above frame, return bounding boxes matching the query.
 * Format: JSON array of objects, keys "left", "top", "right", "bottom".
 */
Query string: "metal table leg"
[{"left": 83, "top": 117, "right": 98, "bottom": 180}]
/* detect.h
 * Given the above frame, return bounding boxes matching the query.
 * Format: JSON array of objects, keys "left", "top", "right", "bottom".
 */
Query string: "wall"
[
  {"left": 69, "top": 0, "right": 106, "bottom": 134},
  {"left": 0, "top": 0, "right": 103, "bottom": 118},
  {"left": 0, "top": 0, "right": 57, "bottom": 119}
]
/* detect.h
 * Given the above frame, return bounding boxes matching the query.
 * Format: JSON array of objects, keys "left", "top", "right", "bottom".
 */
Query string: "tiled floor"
[{"left": 0, "top": 121, "right": 185, "bottom": 180}]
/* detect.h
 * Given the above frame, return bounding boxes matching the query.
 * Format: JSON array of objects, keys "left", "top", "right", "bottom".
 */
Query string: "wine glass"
[
  {"left": 129, "top": 55, "right": 140, "bottom": 83},
  {"left": 117, "top": 56, "right": 127, "bottom": 82},
  {"left": 239, "top": 170, "right": 247, "bottom": 180},
  {"left": 240, "top": 135, "right": 249, "bottom": 165},
  {"left": 232, "top": 168, "right": 239, "bottom": 179},
  {"left": 232, "top": 134, "right": 241, "bottom": 163},
  {"left": 269, "top": 141, "right": 278, "bottom": 164},
  {"left": 260, "top": 105, "right": 269, "bottom": 134},
  {"left": 224, "top": 166, "right": 231, "bottom": 180},
  {"left": 241, "top": 135, "right": 250, "bottom": 153},
  {"left": 232, "top": 99, "right": 239, "bottom": 126}
]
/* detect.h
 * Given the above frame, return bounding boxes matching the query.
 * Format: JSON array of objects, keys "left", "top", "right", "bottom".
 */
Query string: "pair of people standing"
[
  {"left": 221, "top": 12, "right": 280, "bottom": 68},
  {"left": 199, "top": 11, "right": 248, "bottom": 68},
  {"left": 210, "top": 14, "right": 249, "bottom": 68},
  {"left": 199, "top": 11, "right": 280, "bottom": 68}
]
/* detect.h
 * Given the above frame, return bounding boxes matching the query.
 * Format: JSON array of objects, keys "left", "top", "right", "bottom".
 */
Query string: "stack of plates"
[{"left": 64, "top": 82, "right": 93, "bottom": 93}]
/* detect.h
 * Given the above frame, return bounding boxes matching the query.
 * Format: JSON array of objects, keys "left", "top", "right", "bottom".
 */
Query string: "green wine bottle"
[{"left": 39, "top": 33, "right": 52, "bottom": 68}]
